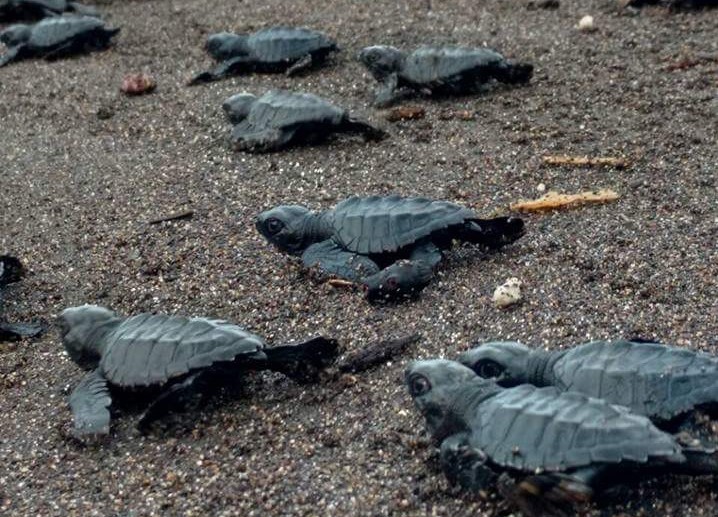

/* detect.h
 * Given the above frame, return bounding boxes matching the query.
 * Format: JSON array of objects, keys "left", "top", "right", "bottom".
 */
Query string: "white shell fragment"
[
  {"left": 578, "top": 15, "right": 596, "bottom": 32},
  {"left": 492, "top": 278, "right": 523, "bottom": 308}
]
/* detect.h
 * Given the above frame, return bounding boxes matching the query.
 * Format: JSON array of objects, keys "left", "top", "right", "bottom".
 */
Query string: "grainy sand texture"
[{"left": 1, "top": 0, "right": 717, "bottom": 515}]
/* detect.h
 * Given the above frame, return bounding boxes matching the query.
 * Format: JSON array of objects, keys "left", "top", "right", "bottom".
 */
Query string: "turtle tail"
[
  {"left": 264, "top": 337, "right": 339, "bottom": 384},
  {"left": 342, "top": 117, "right": 387, "bottom": 141},
  {"left": 461, "top": 217, "right": 525, "bottom": 249}
]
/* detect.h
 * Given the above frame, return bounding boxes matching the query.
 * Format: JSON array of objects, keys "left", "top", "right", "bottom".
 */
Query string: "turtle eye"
[
  {"left": 265, "top": 217, "right": 284, "bottom": 235},
  {"left": 474, "top": 359, "right": 504, "bottom": 380},
  {"left": 409, "top": 375, "right": 431, "bottom": 397}
]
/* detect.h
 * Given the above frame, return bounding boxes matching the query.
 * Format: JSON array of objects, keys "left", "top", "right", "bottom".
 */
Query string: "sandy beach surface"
[{"left": 1, "top": 0, "right": 717, "bottom": 515}]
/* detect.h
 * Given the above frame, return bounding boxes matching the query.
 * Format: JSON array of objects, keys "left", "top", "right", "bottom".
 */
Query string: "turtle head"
[
  {"left": 362, "top": 260, "right": 433, "bottom": 303},
  {"left": 205, "top": 32, "right": 249, "bottom": 61},
  {"left": 58, "top": 305, "right": 121, "bottom": 370},
  {"left": 0, "top": 24, "right": 31, "bottom": 46},
  {"left": 358, "top": 45, "right": 405, "bottom": 79},
  {"left": 405, "top": 359, "right": 482, "bottom": 441},
  {"left": 256, "top": 205, "right": 315, "bottom": 255},
  {"left": 457, "top": 341, "right": 531, "bottom": 386},
  {"left": 222, "top": 92, "right": 257, "bottom": 124}
]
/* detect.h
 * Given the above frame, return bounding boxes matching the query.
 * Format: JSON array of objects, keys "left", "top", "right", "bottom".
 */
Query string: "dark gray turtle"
[
  {"left": 0, "top": 255, "right": 43, "bottom": 340},
  {"left": 223, "top": 90, "right": 386, "bottom": 153},
  {"left": 406, "top": 359, "right": 718, "bottom": 517},
  {"left": 0, "top": 15, "right": 118, "bottom": 67},
  {"left": 189, "top": 26, "right": 338, "bottom": 85},
  {"left": 60, "top": 305, "right": 338, "bottom": 437},
  {"left": 458, "top": 340, "right": 718, "bottom": 432},
  {"left": 358, "top": 44, "right": 534, "bottom": 106},
  {"left": 256, "top": 195, "right": 524, "bottom": 303},
  {"left": 0, "top": 0, "right": 97, "bottom": 21}
]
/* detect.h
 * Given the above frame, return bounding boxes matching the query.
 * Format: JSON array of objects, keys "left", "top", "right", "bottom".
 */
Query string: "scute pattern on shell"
[
  {"left": 466, "top": 384, "right": 683, "bottom": 471},
  {"left": 243, "top": 90, "right": 346, "bottom": 129},
  {"left": 552, "top": 340, "right": 718, "bottom": 421},
  {"left": 331, "top": 195, "right": 476, "bottom": 254},
  {"left": 99, "top": 314, "right": 265, "bottom": 387},
  {"left": 403, "top": 45, "right": 506, "bottom": 85},
  {"left": 27, "top": 15, "right": 105, "bottom": 48},
  {"left": 247, "top": 26, "right": 335, "bottom": 63}
]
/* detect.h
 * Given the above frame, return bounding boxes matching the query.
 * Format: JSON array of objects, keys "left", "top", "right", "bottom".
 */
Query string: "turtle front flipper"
[
  {"left": 188, "top": 55, "right": 253, "bottom": 85},
  {"left": 440, "top": 433, "right": 498, "bottom": 492},
  {"left": 500, "top": 469, "right": 594, "bottom": 517},
  {"left": 0, "top": 45, "right": 25, "bottom": 67},
  {"left": 373, "top": 72, "right": 399, "bottom": 107},
  {"left": 263, "top": 336, "right": 339, "bottom": 384},
  {"left": 301, "top": 240, "right": 380, "bottom": 283},
  {"left": 494, "top": 60, "right": 534, "bottom": 85},
  {"left": 0, "top": 321, "right": 44, "bottom": 341},
  {"left": 68, "top": 368, "right": 112, "bottom": 437},
  {"left": 231, "top": 125, "right": 294, "bottom": 153}
]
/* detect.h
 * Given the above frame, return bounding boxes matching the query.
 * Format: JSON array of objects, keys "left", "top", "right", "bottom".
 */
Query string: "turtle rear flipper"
[
  {"left": 264, "top": 337, "right": 339, "bottom": 383},
  {"left": 189, "top": 55, "right": 253, "bottom": 85},
  {"left": 500, "top": 471, "right": 593, "bottom": 517},
  {"left": 0, "top": 255, "right": 25, "bottom": 286},
  {"left": 68, "top": 369, "right": 112, "bottom": 437},
  {"left": 138, "top": 371, "right": 212, "bottom": 433},
  {"left": 340, "top": 117, "right": 387, "bottom": 141},
  {"left": 461, "top": 217, "right": 525, "bottom": 249},
  {"left": 495, "top": 61, "right": 534, "bottom": 84}
]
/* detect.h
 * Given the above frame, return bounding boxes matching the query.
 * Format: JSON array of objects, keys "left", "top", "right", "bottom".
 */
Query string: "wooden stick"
[
  {"left": 147, "top": 210, "right": 194, "bottom": 225},
  {"left": 510, "top": 189, "right": 619, "bottom": 212},
  {"left": 338, "top": 334, "right": 422, "bottom": 374}
]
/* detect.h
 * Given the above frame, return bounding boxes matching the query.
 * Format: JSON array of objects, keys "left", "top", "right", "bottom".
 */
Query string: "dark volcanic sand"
[{"left": 1, "top": 0, "right": 717, "bottom": 515}]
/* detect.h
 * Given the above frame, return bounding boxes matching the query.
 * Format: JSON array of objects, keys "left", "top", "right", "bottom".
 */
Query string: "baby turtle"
[
  {"left": 406, "top": 359, "right": 718, "bottom": 517},
  {"left": 459, "top": 340, "right": 718, "bottom": 430},
  {"left": 223, "top": 90, "right": 386, "bottom": 153},
  {"left": 358, "top": 44, "right": 534, "bottom": 106},
  {"left": 0, "top": 0, "right": 97, "bottom": 21},
  {"left": 256, "top": 195, "right": 524, "bottom": 302},
  {"left": 0, "top": 255, "right": 43, "bottom": 340},
  {"left": 60, "top": 305, "right": 338, "bottom": 437},
  {"left": 189, "top": 26, "right": 338, "bottom": 85},
  {"left": 0, "top": 15, "right": 119, "bottom": 67}
]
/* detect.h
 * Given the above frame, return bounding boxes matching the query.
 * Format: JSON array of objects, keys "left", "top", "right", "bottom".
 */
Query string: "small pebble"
[
  {"left": 121, "top": 73, "right": 157, "bottom": 95},
  {"left": 578, "top": 15, "right": 596, "bottom": 32},
  {"left": 537, "top": 183, "right": 546, "bottom": 192},
  {"left": 492, "top": 278, "right": 523, "bottom": 308}
]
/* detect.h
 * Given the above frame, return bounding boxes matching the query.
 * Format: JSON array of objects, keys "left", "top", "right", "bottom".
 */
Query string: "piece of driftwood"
[
  {"left": 510, "top": 189, "right": 620, "bottom": 212},
  {"left": 147, "top": 210, "right": 194, "bottom": 225},
  {"left": 337, "top": 334, "right": 422, "bottom": 373}
]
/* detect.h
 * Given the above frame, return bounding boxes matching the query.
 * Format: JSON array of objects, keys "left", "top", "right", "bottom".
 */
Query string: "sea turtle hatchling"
[
  {"left": 223, "top": 90, "right": 386, "bottom": 152},
  {"left": 358, "top": 44, "right": 534, "bottom": 106},
  {"left": 458, "top": 339, "right": 718, "bottom": 437},
  {"left": 406, "top": 359, "right": 718, "bottom": 517},
  {"left": 256, "top": 195, "right": 524, "bottom": 302},
  {"left": 189, "top": 26, "right": 338, "bottom": 85},
  {"left": 0, "top": 0, "right": 97, "bottom": 22},
  {"left": 0, "top": 15, "right": 119, "bottom": 67},
  {"left": 0, "top": 255, "right": 43, "bottom": 340},
  {"left": 60, "top": 305, "right": 338, "bottom": 437}
]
